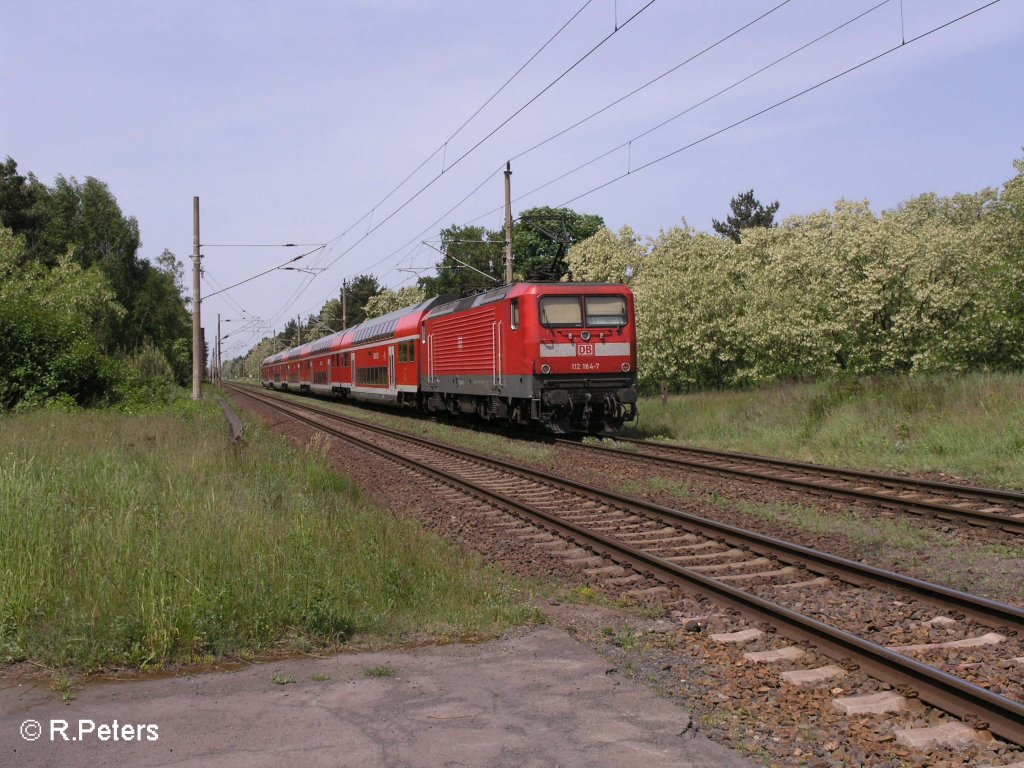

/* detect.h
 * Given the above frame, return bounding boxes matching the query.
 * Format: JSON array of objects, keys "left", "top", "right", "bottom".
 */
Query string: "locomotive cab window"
[
  {"left": 585, "top": 295, "right": 627, "bottom": 327},
  {"left": 510, "top": 299, "right": 519, "bottom": 330},
  {"left": 540, "top": 295, "right": 628, "bottom": 328},
  {"left": 538, "top": 296, "right": 583, "bottom": 328}
]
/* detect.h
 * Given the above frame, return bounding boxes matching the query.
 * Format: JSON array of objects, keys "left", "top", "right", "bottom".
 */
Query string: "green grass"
[
  {"left": 0, "top": 397, "right": 539, "bottom": 672},
  {"left": 364, "top": 664, "right": 397, "bottom": 677},
  {"left": 717, "top": 498, "right": 942, "bottom": 554},
  {"left": 633, "top": 372, "right": 1024, "bottom": 489}
]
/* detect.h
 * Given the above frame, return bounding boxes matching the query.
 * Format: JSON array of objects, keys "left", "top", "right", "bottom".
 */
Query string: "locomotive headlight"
[
  {"left": 580, "top": 331, "right": 591, "bottom": 341},
  {"left": 621, "top": 362, "right": 631, "bottom": 372},
  {"left": 541, "top": 364, "right": 551, "bottom": 374}
]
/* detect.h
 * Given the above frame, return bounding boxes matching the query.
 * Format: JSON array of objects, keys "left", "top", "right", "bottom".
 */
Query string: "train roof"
[
  {"left": 261, "top": 281, "right": 630, "bottom": 365},
  {"left": 261, "top": 293, "right": 454, "bottom": 365},
  {"left": 424, "top": 281, "right": 630, "bottom": 319}
]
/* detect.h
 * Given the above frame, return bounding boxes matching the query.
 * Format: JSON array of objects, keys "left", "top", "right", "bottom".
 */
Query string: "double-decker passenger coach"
[{"left": 262, "top": 282, "right": 638, "bottom": 433}]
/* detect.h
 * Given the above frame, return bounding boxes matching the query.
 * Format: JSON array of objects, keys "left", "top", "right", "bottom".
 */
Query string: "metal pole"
[
  {"left": 191, "top": 196, "right": 203, "bottom": 399},
  {"left": 342, "top": 279, "right": 348, "bottom": 330},
  {"left": 217, "top": 313, "right": 222, "bottom": 387},
  {"left": 504, "top": 162, "right": 514, "bottom": 284}
]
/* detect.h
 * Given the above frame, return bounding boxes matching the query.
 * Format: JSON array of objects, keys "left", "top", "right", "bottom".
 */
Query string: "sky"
[{"left": 3, "top": 0, "right": 1023, "bottom": 360}]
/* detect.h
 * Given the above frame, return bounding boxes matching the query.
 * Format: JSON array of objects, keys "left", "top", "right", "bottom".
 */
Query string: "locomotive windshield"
[
  {"left": 539, "top": 295, "right": 628, "bottom": 328},
  {"left": 585, "top": 295, "right": 627, "bottom": 326}
]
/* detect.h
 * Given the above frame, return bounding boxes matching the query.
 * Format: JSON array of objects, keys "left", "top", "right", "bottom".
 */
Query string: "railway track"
[
  {"left": 567, "top": 435, "right": 1024, "bottom": 535},
  {"left": 227, "top": 383, "right": 1024, "bottom": 747}
]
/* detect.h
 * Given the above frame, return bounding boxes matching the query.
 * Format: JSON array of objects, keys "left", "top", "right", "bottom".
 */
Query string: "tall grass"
[
  {"left": 633, "top": 372, "right": 1024, "bottom": 489},
  {"left": 0, "top": 399, "right": 536, "bottom": 671}
]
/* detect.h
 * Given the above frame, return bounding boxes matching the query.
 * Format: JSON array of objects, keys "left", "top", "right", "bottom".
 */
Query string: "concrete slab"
[
  {"left": 743, "top": 646, "right": 805, "bottom": 663},
  {"left": 709, "top": 628, "right": 763, "bottom": 645},
  {"left": 890, "top": 632, "right": 1006, "bottom": 653},
  {"left": 0, "top": 627, "right": 755, "bottom": 768},
  {"left": 773, "top": 576, "right": 831, "bottom": 589},
  {"left": 831, "top": 691, "right": 907, "bottom": 715},
  {"left": 893, "top": 721, "right": 985, "bottom": 750},
  {"left": 780, "top": 665, "right": 846, "bottom": 687}
]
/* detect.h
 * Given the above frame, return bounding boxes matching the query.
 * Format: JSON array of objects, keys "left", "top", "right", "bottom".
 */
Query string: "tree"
[
  {"left": 513, "top": 205, "right": 603, "bottom": 281},
  {"left": 343, "top": 274, "right": 383, "bottom": 327},
  {"left": 566, "top": 225, "right": 646, "bottom": 285},
  {"left": 712, "top": 189, "right": 780, "bottom": 243},
  {"left": 417, "top": 224, "right": 504, "bottom": 298},
  {"left": 364, "top": 285, "right": 427, "bottom": 319},
  {"left": 0, "top": 226, "right": 125, "bottom": 408},
  {"left": 0, "top": 156, "right": 41, "bottom": 239}
]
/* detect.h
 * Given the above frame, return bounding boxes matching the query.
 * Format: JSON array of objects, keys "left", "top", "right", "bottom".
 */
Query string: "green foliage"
[
  {"left": 415, "top": 206, "right": 604, "bottom": 298},
  {"left": 636, "top": 372, "right": 1024, "bottom": 489},
  {"left": 344, "top": 274, "right": 383, "bottom": 328},
  {"left": 0, "top": 156, "right": 41, "bottom": 236},
  {"left": 364, "top": 285, "right": 427, "bottom": 319},
  {"left": 570, "top": 157, "right": 1024, "bottom": 392},
  {"left": 712, "top": 189, "right": 779, "bottom": 243},
  {"left": 565, "top": 225, "right": 645, "bottom": 284},
  {"left": 418, "top": 224, "right": 504, "bottom": 298},
  {"left": 512, "top": 205, "right": 604, "bottom": 281},
  {"left": 0, "top": 229, "right": 124, "bottom": 409},
  {"left": 0, "top": 159, "right": 192, "bottom": 409}
]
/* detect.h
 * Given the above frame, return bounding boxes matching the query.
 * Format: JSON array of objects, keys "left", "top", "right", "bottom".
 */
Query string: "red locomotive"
[{"left": 261, "top": 282, "right": 638, "bottom": 433}]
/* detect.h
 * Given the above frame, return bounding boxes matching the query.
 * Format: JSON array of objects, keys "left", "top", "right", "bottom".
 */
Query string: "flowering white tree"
[{"left": 570, "top": 157, "right": 1024, "bottom": 391}]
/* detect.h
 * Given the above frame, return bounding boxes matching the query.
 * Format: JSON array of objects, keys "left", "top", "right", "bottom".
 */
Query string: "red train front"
[
  {"left": 262, "top": 282, "right": 638, "bottom": 434},
  {"left": 421, "top": 282, "right": 637, "bottom": 432}
]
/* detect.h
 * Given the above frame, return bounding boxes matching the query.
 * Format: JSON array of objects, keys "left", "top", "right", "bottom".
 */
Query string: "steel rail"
[
  {"left": 232, "top": 384, "right": 1024, "bottom": 630},
  {"left": 563, "top": 437, "right": 1024, "bottom": 535},
  {"left": 228, "top": 383, "right": 1024, "bottom": 744}
]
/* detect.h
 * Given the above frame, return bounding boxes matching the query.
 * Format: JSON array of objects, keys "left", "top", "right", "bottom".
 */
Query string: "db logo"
[{"left": 576, "top": 344, "right": 594, "bottom": 356}]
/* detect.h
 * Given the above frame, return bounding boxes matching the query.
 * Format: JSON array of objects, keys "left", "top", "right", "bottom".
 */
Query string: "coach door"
[{"left": 388, "top": 345, "right": 396, "bottom": 393}]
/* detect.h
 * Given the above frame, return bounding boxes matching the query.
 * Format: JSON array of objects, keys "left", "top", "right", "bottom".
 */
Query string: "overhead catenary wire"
[
  {"left": 354, "top": 0, "right": 998, "bottom": 295},
  {"left": 216, "top": 3, "right": 597, "bottom": 326},
  {"left": 318, "top": 0, "right": 598, "bottom": 254},
  {"left": 316, "top": 0, "right": 658, "bottom": 268},
  {"left": 272, "top": 0, "right": 660, "bottom": 325},
  {"left": 552, "top": 0, "right": 1003, "bottom": 211},
  {"left": 464, "top": 0, "right": 899, "bottom": 225},
  {"left": 316, "top": 0, "right": 881, "bottom": 289},
  {"left": 203, "top": 244, "right": 325, "bottom": 300},
  {"left": 254, "top": 0, "right": 999, "bottom": 353},
  {"left": 507, "top": 0, "right": 795, "bottom": 165}
]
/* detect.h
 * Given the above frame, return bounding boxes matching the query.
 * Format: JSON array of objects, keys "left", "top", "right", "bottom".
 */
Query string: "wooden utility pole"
[
  {"left": 504, "top": 162, "right": 514, "bottom": 285},
  {"left": 191, "top": 196, "right": 203, "bottom": 400},
  {"left": 342, "top": 279, "right": 348, "bottom": 330}
]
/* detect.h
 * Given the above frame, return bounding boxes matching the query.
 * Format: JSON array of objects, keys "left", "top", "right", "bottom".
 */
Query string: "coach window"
[
  {"left": 399, "top": 342, "right": 407, "bottom": 363},
  {"left": 585, "top": 295, "right": 627, "bottom": 327},
  {"left": 408, "top": 340, "right": 415, "bottom": 363},
  {"left": 510, "top": 299, "right": 519, "bottom": 330},
  {"left": 343, "top": 352, "right": 350, "bottom": 367},
  {"left": 538, "top": 296, "right": 583, "bottom": 328}
]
